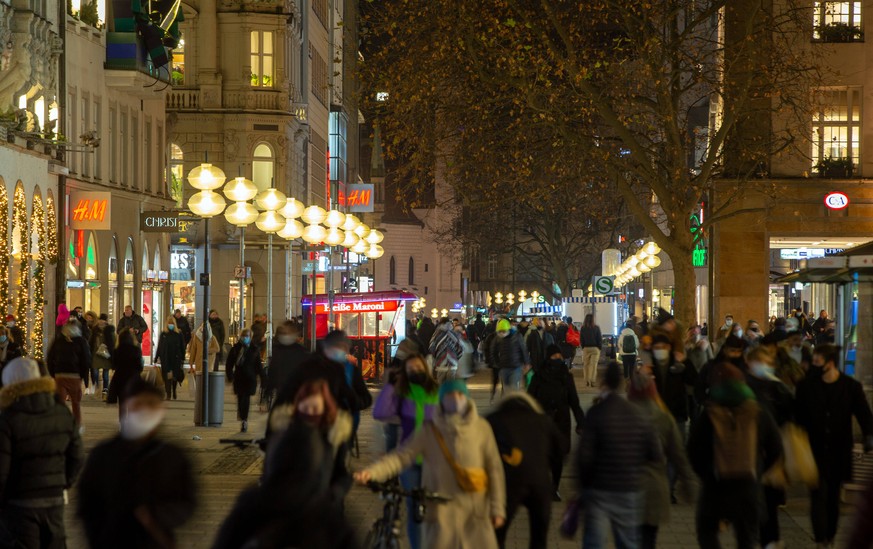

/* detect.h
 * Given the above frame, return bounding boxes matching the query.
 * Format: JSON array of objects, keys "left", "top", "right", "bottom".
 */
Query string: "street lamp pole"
[{"left": 201, "top": 217, "right": 210, "bottom": 424}]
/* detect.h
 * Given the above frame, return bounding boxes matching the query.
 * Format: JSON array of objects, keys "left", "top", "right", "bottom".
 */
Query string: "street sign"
[
  {"left": 302, "top": 260, "right": 318, "bottom": 273},
  {"left": 593, "top": 276, "right": 616, "bottom": 296},
  {"left": 233, "top": 266, "right": 246, "bottom": 278}
]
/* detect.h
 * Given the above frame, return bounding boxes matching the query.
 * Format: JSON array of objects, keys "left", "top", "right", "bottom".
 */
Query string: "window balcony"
[{"left": 814, "top": 23, "right": 864, "bottom": 43}]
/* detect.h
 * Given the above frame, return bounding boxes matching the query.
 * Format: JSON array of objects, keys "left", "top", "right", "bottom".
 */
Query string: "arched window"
[
  {"left": 169, "top": 144, "right": 184, "bottom": 206},
  {"left": 408, "top": 257, "right": 415, "bottom": 285},
  {"left": 252, "top": 143, "right": 274, "bottom": 191},
  {"left": 154, "top": 246, "right": 161, "bottom": 273},
  {"left": 142, "top": 240, "right": 150, "bottom": 276},
  {"left": 108, "top": 235, "right": 119, "bottom": 325},
  {"left": 123, "top": 237, "right": 135, "bottom": 309},
  {"left": 389, "top": 256, "right": 396, "bottom": 285},
  {"left": 85, "top": 232, "right": 98, "bottom": 280}
]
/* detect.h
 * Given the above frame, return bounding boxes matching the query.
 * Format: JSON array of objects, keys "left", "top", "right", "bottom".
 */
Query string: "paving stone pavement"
[{"left": 61, "top": 370, "right": 857, "bottom": 548}]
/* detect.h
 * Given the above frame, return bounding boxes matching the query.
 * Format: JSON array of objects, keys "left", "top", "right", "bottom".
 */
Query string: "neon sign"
[{"left": 315, "top": 300, "right": 399, "bottom": 314}]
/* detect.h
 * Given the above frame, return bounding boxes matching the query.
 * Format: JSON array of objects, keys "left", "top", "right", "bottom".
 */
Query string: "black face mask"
[
  {"left": 408, "top": 372, "right": 427, "bottom": 386},
  {"left": 807, "top": 365, "right": 825, "bottom": 380}
]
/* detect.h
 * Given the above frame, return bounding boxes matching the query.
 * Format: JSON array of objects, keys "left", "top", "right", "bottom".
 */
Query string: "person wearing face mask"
[
  {"left": 0, "top": 358, "right": 82, "bottom": 548},
  {"left": 695, "top": 335, "right": 747, "bottom": 407},
  {"left": 154, "top": 316, "right": 186, "bottom": 401},
  {"left": 226, "top": 328, "right": 264, "bottom": 433},
  {"left": 775, "top": 329, "right": 811, "bottom": 390},
  {"left": 0, "top": 326, "right": 22, "bottom": 383},
  {"left": 187, "top": 322, "right": 220, "bottom": 380},
  {"left": 795, "top": 344, "right": 873, "bottom": 549},
  {"left": 47, "top": 319, "right": 92, "bottom": 425},
  {"left": 356, "top": 379, "right": 506, "bottom": 549},
  {"left": 78, "top": 378, "right": 196, "bottom": 549},
  {"left": 649, "top": 334, "right": 698, "bottom": 430},
  {"left": 372, "top": 354, "right": 439, "bottom": 549},
  {"left": 107, "top": 329, "right": 145, "bottom": 420},
  {"left": 684, "top": 325, "right": 713, "bottom": 373},
  {"left": 4, "top": 314, "right": 24, "bottom": 352},
  {"left": 527, "top": 344, "right": 584, "bottom": 499},
  {"left": 265, "top": 322, "right": 311, "bottom": 405},
  {"left": 744, "top": 345, "right": 794, "bottom": 549},
  {"left": 494, "top": 318, "right": 531, "bottom": 394}
]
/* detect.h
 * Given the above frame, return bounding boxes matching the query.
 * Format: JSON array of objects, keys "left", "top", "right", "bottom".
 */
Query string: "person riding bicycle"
[{"left": 356, "top": 379, "right": 506, "bottom": 549}]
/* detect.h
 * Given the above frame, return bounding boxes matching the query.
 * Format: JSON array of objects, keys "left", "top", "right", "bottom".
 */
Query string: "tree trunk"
[{"left": 671, "top": 250, "right": 698, "bottom": 327}]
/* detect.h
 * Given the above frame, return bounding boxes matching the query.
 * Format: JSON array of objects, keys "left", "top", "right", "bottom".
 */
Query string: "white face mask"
[
  {"left": 442, "top": 395, "right": 468, "bottom": 416},
  {"left": 497, "top": 331, "right": 509, "bottom": 339},
  {"left": 750, "top": 361, "right": 775, "bottom": 380},
  {"left": 120, "top": 409, "right": 165, "bottom": 440},
  {"left": 277, "top": 334, "right": 295, "bottom": 346},
  {"left": 734, "top": 329, "right": 744, "bottom": 339},
  {"left": 725, "top": 319, "right": 733, "bottom": 327},
  {"left": 653, "top": 348, "right": 671, "bottom": 363},
  {"left": 328, "top": 348, "right": 347, "bottom": 362},
  {"left": 67, "top": 326, "right": 82, "bottom": 338}
]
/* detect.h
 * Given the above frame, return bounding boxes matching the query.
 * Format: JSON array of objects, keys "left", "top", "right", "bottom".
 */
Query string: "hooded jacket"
[{"left": 0, "top": 377, "right": 83, "bottom": 504}]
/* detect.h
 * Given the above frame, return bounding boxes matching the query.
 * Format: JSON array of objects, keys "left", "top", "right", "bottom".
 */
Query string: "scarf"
[{"left": 407, "top": 383, "right": 439, "bottom": 433}]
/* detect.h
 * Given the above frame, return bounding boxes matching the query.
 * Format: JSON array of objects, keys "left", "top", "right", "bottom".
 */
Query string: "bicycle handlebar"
[{"left": 366, "top": 480, "right": 451, "bottom": 502}]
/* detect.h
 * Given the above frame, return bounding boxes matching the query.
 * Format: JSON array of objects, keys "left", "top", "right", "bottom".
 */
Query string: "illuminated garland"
[
  {"left": 45, "top": 191, "right": 58, "bottom": 263},
  {"left": 31, "top": 194, "right": 45, "bottom": 360},
  {"left": 12, "top": 184, "right": 28, "bottom": 355},
  {"left": 0, "top": 184, "right": 9, "bottom": 318}
]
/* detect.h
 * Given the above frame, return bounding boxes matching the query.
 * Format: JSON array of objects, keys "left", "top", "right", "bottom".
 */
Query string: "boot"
[
  {"left": 172, "top": 381, "right": 177, "bottom": 400},
  {"left": 241, "top": 420, "right": 248, "bottom": 433}
]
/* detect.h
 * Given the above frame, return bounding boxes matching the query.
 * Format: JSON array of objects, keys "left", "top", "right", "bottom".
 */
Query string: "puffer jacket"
[
  {"left": 0, "top": 377, "right": 83, "bottom": 503},
  {"left": 47, "top": 334, "right": 92, "bottom": 384},
  {"left": 497, "top": 331, "right": 529, "bottom": 370}
]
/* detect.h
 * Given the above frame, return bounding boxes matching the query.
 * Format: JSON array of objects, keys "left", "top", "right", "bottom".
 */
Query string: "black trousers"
[
  {"left": 0, "top": 505, "right": 66, "bottom": 549},
  {"left": 495, "top": 483, "right": 551, "bottom": 549},
  {"left": 621, "top": 354, "right": 636, "bottom": 378},
  {"left": 696, "top": 479, "right": 760, "bottom": 549},
  {"left": 238, "top": 393, "right": 251, "bottom": 422},
  {"left": 810, "top": 475, "right": 842, "bottom": 543},
  {"left": 640, "top": 524, "right": 658, "bottom": 549},
  {"left": 760, "top": 485, "right": 785, "bottom": 546}
]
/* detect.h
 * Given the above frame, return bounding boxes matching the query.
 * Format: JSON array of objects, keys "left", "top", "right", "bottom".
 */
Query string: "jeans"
[
  {"left": 383, "top": 423, "right": 400, "bottom": 453},
  {"left": 400, "top": 465, "right": 423, "bottom": 549},
  {"left": 55, "top": 376, "right": 83, "bottom": 424},
  {"left": 581, "top": 489, "right": 641, "bottom": 549},
  {"left": 499, "top": 367, "right": 524, "bottom": 394},
  {"left": 0, "top": 504, "right": 66, "bottom": 549},
  {"left": 90, "top": 367, "right": 110, "bottom": 391},
  {"left": 582, "top": 348, "right": 601, "bottom": 385},
  {"left": 620, "top": 355, "right": 636, "bottom": 378},
  {"left": 810, "top": 474, "right": 842, "bottom": 543}
]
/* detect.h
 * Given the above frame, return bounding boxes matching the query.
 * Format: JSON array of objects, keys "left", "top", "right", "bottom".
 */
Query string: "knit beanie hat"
[
  {"left": 56, "top": 304, "right": 70, "bottom": 327},
  {"left": 496, "top": 319, "right": 511, "bottom": 332},
  {"left": 438, "top": 379, "right": 469, "bottom": 401},
  {"left": 2, "top": 357, "right": 41, "bottom": 386}
]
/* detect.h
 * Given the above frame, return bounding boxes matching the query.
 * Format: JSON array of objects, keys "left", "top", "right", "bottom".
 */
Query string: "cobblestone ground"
[{"left": 63, "top": 368, "right": 856, "bottom": 548}]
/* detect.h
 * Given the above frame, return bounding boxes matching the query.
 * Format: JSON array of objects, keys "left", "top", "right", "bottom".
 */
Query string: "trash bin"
[{"left": 193, "top": 371, "right": 226, "bottom": 426}]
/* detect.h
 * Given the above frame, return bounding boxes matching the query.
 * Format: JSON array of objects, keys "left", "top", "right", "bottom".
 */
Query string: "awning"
[{"left": 776, "top": 268, "right": 873, "bottom": 284}]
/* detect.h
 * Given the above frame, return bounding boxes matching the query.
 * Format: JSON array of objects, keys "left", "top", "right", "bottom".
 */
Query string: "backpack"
[
  {"left": 621, "top": 332, "right": 637, "bottom": 354},
  {"left": 531, "top": 373, "right": 565, "bottom": 418},
  {"left": 566, "top": 325, "right": 581, "bottom": 347}
]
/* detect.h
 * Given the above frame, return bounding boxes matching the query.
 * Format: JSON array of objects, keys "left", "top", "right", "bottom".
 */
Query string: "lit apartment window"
[
  {"left": 172, "top": 34, "right": 186, "bottom": 86},
  {"left": 250, "top": 31, "right": 274, "bottom": 87},
  {"left": 814, "top": 2, "right": 863, "bottom": 42},
  {"left": 812, "top": 88, "right": 861, "bottom": 175},
  {"left": 252, "top": 143, "right": 274, "bottom": 191},
  {"left": 169, "top": 144, "right": 184, "bottom": 205}
]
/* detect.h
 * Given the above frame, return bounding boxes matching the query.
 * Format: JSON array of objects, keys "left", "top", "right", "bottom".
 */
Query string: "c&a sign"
[{"left": 70, "top": 191, "right": 111, "bottom": 230}]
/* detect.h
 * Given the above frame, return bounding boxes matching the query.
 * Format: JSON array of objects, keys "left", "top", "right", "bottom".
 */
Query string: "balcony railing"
[{"left": 166, "top": 89, "right": 200, "bottom": 110}]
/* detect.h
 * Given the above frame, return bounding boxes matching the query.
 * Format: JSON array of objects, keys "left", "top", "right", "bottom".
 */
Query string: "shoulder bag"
[{"left": 430, "top": 424, "right": 488, "bottom": 493}]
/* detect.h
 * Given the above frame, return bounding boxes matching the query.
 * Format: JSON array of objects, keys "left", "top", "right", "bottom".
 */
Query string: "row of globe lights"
[
  {"left": 493, "top": 290, "right": 538, "bottom": 306},
  {"left": 410, "top": 297, "right": 427, "bottom": 314},
  {"left": 611, "top": 241, "right": 662, "bottom": 288}
]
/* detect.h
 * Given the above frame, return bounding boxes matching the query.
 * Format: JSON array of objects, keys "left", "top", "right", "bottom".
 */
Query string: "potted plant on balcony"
[
  {"left": 818, "top": 22, "right": 863, "bottom": 43},
  {"left": 815, "top": 156, "right": 854, "bottom": 178}
]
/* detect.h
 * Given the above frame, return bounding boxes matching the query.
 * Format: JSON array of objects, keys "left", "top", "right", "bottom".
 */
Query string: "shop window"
[
  {"left": 812, "top": 87, "right": 861, "bottom": 175},
  {"left": 408, "top": 257, "right": 414, "bottom": 285},
  {"left": 172, "top": 34, "right": 186, "bottom": 86},
  {"left": 814, "top": 2, "right": 863, "bottom": 42},
  {"left": 169, "top": 144, "right": 184, "bottom": 205},
  {"left": 389, "top": 256, "right": 396, "bottom": 285},
  {"left": 252, "top": 143, "right": 274, "bottom": 191},
  {"left": 250, "top": 31, "right": 274, "bottom": 87}
]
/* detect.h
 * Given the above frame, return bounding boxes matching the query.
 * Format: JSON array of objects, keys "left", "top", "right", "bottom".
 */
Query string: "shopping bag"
[
  {"left": 187, "top": 370, "right": 197, "bottom": 398},
  {"left": 782, "top": 423, "right": 819, "bottom": 488}
]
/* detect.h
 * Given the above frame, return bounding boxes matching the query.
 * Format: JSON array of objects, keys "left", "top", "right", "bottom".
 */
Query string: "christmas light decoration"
[
  {"left": 31, "top": 194, "right": 45, "bottom": 359},
  {"left": 45, "top": 191, "right": 59, "bottom": 263},
  {"left": 0, "top": 184, "right": 9, "bottom": 318},
  {"left": 12, "top": 184, "right": 27, "bottom": 354}
]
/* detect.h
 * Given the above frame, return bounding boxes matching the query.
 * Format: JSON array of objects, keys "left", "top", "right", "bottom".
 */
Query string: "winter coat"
[
  {"left": 580, "top": 325, "right": 602, "bottom": 349},
  {"left": 7, "top": 326, "right": 24, "bottom": 349},
  {"left": 107, "top": 342, "right": 144, "bottom": 405},
  {"left": 651, "top": 356, "right": 698, "bottom": 422},
  {"left": 795, "top": 373, "right": 873, "bottom": 482},
  {"left": 429, "top": 326, "right": 463, "bottom": 370},
  {"left": 89, "top": 323, "right": 117, "bottom": 360},
  {"left": 633, "top": 400, "right": 698, "bottom": 526},
  {"left": 251, "top": 321, "right": 267, "bottom": 348},
  {"left": 617, "top": 327, "right": 639, "bottom": 356},
  {"left": 775, "top": 340, "right": 811, "bottom": 388},
  {"left": 685, "top": 339, "right": 713, "bottom": 371},
  {"left": 271, "top": 355, "right": 359, "bottom": 417},
  {"left": 523, "top": 328, "right": 545, "bottom": 370},
  {"left": 417, "top": 318, "right": 436, "bottom": 351},
  {"left": 225, "top": 342, "right": 263, "bottom": 397},
  {"left": 175, "top": 315, "right": 192, "bottom": 347},
  {"left": 0, "top": 377, "right": 83, "bottom": 504},
  {"left": 77, "top": 435, "right": 195, "bottom": 549},
  {"left": 214, "top": 420, "right": 356, "bottom": 549},
  {"left": 486, "top": 393, "right": 564, "bottom": 506},
  {"left": 118, "top": 313, "right": 148, "bottom": 344},
  {"left": 267, "top": 342, "right": 311, "bottom": 394},
  {"left": 47, "top": 334, "right": 92, "bottom": 385},
  {"left": 577, "top": 392, "right": 663, "bottom": 493},
  {"left": 497, "top": 331, "right": 529, "bottom": 370},
  {"left": 746, "top": 374, "right": 794, "bottom": 426},
  {"left": 155, "top": 331, "right": 186, "bottom": 381},
  {"left": 209, "top": 318, "right": 226, "bottom": 358},
  {"left": 372, "top": 382, "right": 439, "bottom": 443},
  {"left": 187, "top": 330, "right": 219, "bottom": 374},
  {"left": 365, "top": 402, "right": 506, "bottom": 549},
  {"left": 527, "top": 358, "right": 584, "bottom": 454}
]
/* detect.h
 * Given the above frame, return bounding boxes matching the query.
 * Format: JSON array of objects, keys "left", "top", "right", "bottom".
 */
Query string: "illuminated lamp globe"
[
  {"left": 224, "top": 201, "right": 259, "bottom": 227},
  {"left": 187, "top": 163, "right": 226, "bottom": 190},
  {"left": 256, "top": 210, "right": 285, "bottom": 233},
  {"left": 365, "top": 244, "right": 385, "bottom": 259},
  {"left": 302, "top": 224, "right": 327, "bottom": 244},
  {"left": 351, "top": 239, "right": 368, "bottom": 254},
  {"left": 324, "top": 227, "right": 345, "bottom": 246},
  {"left": 645, "top": 255, "right": 662, "bottom": 268},
  {"left": 302, "top": 205, "right": 327, "bottom": 225},
  {"left": 354, "top": 223, "right": 370, "bottom": 238},
  {"left": 341, "top": 214, "right": 361, "bottom": 232},
  {"left": 255, "top": 188, "right": 287, "bottom": 211},
  {"left": 341, "top": 231, "right": 359, "bottom": 248},
  {"left": 223, "top": 177, "right": 258, "bottom": 202},
  {"left": 324, "top": 209, "right": 346, "bottom": 228},
  {"left": 279, "top": 198, "right": 305, "bottom": 220},
  {"left": 278, "top": 219, "right": 305, "bottom": 240},
  {"left": 627, "top": 256, "right": 640, "bottom": 267},
  {"left": 643, "top": 241, "right": 661, "bottom": 256},
  {"left": 635, "top": 249, "right": 649, "bottom": 261},
  {"left": 365, "top": 229, "right": 384, "bottom": 245},
  {"left": 629, "top": 267, "right": 642, "bottom": 278},
  {"left": 637, "top": 262, "right": 651, "bottom": 273},
  {"left": 188, "top": 190, "right": 227, "bottom": 218}
]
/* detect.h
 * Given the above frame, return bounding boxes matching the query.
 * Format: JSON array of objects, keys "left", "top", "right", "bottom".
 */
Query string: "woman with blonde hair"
[
  {"left": 154, "top": 315, "right": 186, "bottom": 400},
  {"left": 188, "top": 322, "right": 220, "bottom": 376}
]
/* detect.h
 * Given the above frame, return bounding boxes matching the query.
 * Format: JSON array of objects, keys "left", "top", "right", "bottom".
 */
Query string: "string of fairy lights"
[
  {"left": 0, "top": 184, "right": 8, "bottom": 318},
  {"left": 31, "top": 193, "right": 46, "bottom": 360},
  {"left": 13, "top": 184, "right": 28, "bottom": 355}
]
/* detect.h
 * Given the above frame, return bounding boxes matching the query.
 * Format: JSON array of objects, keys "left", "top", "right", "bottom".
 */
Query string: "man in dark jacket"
[
  {"left": 650, "top": 334, "right": 698, "bottom": 429},
  {"left": 47, "top": 320, "right": 92, "bottom": 425},
  {"left": 577, "top": 362, "right": 662, "bottom": 548},
  {"left": 487, "top": 393, "right": 564, "bottom": 549},
  {"left": 688, "top": 362, "right": 782, "bottom": 549},
  {"left": 4, "top": 314, "right": 24, "bottom": 349},
  {"left": 118, "top": 305, "right": 148, "bottom": 345},
  {"left": 173, "top": 309, "right": 192, "bottom": 348},
  {"left": 267, "top": 322, "right": 311, "bottom": 401},
  {"left": 495, "top": 319, "right": 530, "bottom": 393},
  {"left": 0, "top": 357, "right": 83, "bottom": 548},
  {"left": 78, "top": 378, "right": 195, "bottom": 548},
  {"left": 795, "top": 344, "right": 873, "bottom": 547},
  {"left": 208, "top": 310, "right": 227, "bottom": 372}
]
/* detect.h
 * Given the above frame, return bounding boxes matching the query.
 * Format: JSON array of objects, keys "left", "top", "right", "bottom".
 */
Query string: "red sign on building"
[{"left": 315, "top": 300, "right": 398, "bottom": 314}]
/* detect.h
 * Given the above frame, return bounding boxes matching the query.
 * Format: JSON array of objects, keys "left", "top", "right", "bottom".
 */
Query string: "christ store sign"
[{"left": 315, "top": 300, "right": 399, "bottom": 314}]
